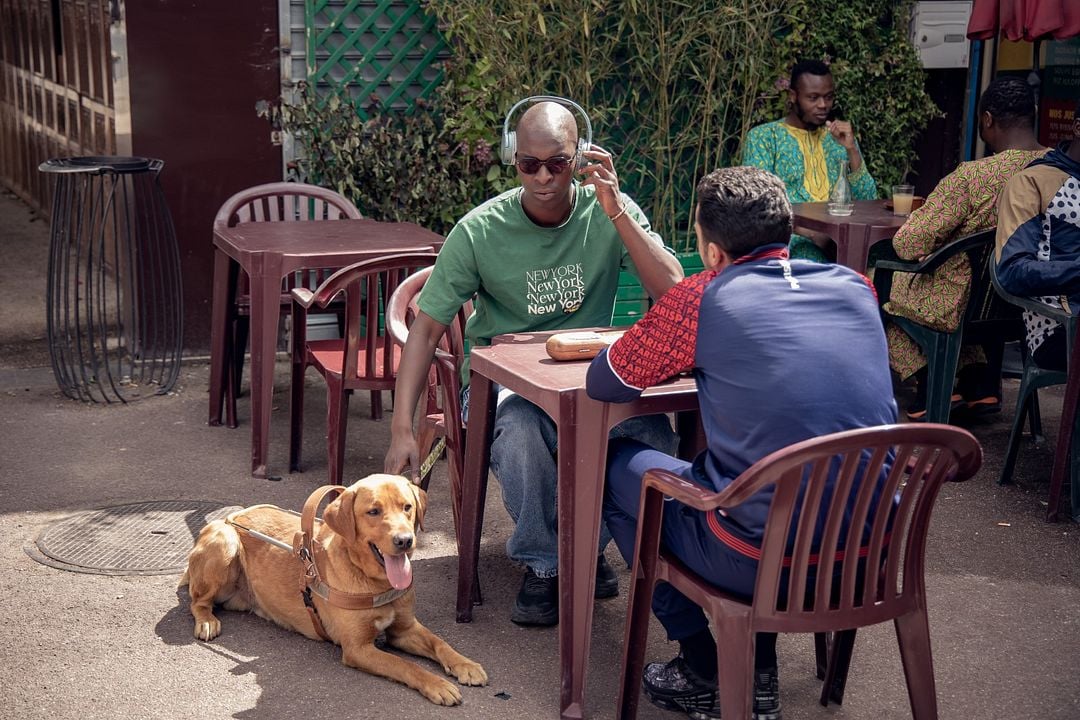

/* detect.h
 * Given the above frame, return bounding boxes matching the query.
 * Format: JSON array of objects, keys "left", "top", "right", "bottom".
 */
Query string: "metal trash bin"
[{"left": 39, "top": 156, "right": 183, "bottom": 403}]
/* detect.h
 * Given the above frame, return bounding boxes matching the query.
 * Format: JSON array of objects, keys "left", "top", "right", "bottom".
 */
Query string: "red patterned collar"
[{"left": 731, "top": 245, "right": 790, "bottom": 266}]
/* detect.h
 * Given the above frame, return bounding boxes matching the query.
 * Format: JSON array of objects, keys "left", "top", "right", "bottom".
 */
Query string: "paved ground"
[{"left": 1, "top": 188, "right": 1078, "bottom": 720}]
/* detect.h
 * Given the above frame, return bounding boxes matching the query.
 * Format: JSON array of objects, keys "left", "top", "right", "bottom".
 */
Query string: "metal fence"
[{"left": 0, "top": 0, "right": 116, "bottom": 215}]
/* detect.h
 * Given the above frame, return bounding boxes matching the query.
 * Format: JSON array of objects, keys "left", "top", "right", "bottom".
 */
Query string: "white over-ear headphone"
[{"left": 499, "top": 95, "right": 593, "bottom": 169}]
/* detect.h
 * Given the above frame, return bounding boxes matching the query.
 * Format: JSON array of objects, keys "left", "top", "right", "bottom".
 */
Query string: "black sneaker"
[
  {"left": 642, "top": 655, "right": 782, "bottom": 720},
  {"left": 511, "top": 568, "right": 558, "bottom": 626},
  {"left": 595, "top": 554, "right": 620, "bottom": 599},
  {"left": 753, "top": 666, "right": 781, "bottom": 720},
  {"left": 643, "top": 655, "right": 720, "bottom": 719}
]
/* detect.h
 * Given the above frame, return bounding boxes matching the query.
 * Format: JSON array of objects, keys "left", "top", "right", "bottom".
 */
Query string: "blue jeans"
[
  {"left": 463, "top": 385, "right": 679, "bottom": 577},
  {"left": 604, "top": 438, "right": 761, "bottom": 641}
]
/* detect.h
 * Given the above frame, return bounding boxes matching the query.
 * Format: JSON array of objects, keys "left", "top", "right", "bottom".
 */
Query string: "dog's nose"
[{"left": 392, "top": 532, "right": 414, "bottom": 550}]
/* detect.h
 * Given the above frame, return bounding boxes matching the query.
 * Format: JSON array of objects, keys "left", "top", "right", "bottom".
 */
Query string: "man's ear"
[
  {"left": 703, "top": 240, "right": 728, "bottom": 271},
  {"left": 323, "top": 488, "right": 357, "bottom": 544},
  {"left": 409, "top": 482, "right": 427, "bottom": 532}
]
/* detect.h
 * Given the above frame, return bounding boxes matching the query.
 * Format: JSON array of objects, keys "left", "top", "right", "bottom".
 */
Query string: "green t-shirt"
[{"left": 419, "top": 183, "right": 669, "bottom": 385}]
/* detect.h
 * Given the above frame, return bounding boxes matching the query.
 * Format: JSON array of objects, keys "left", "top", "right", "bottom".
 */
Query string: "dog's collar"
[{"left": 303, "top": 576, "right": 411, "bottom": 609}]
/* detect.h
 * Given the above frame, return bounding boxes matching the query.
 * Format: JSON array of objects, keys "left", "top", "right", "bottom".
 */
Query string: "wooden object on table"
[{"left": 545, "top": 330, "right": 626, "bottom": 361}]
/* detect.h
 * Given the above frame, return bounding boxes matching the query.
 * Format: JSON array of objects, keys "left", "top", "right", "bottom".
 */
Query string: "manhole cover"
[{"left": 26, "top": 500, "right": 241, "bottom": 575}]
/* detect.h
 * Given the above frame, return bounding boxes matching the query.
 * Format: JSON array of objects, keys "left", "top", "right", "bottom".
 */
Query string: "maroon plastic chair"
[
  {"left": 617, "top": 424, "right": 982, "bottom": 720},
  {"left": 288, "top": 253, "right": 437, "bottom": 485},
  {"left": 384, "top": 266, "right": 482, "bottom": 604},
  {"left": 384, "top": 267, "right": 473, "bottom": 494},
  {"left": 1049, "top": 333, "right": 1080, "bottom": 522},
  {"left": 214, "top": 182, "right": 363, "bottom": 428}
]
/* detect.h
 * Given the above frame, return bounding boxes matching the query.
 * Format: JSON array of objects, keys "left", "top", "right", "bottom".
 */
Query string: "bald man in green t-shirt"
[{"left": 384, "top": 100, "right": 682, "bottom": 626}]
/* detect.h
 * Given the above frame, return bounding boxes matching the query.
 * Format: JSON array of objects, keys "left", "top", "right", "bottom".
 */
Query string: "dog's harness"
[{"left": 226, "top": 484, "right": 411, "bottom": 642}]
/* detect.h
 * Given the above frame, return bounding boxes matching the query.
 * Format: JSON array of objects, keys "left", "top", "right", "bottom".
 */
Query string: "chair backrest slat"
[
  {"left": 837, "top": 445, "right": 889, "bottom": 609},
  {"left": 858, "top": 444, "right": 898, "bottom": 607},
  {"left": 812, "top": 450, "right": 860, "bottom": 611},
  {"left": 883, "top": 447, "right": 933, "bottom": 600},
  {"left": 785, "top": 459, "right": 827, "bottom": 613}
]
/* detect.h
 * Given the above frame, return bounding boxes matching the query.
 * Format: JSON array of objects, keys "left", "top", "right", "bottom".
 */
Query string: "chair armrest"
[
  {"left": 999, "top": 292, "right": 1071, "bottom": 321},
  {"left": 308, "top": 252, "right": 437, "bottom": 309},
  {"left": 990, "top": 261, "right": 1073, "bottom": 322},
  {"left": 290, "top": 287, "right": 316, "bottom": 309},
  {"left": 877, "top": 231, "right": 992, "bottom": 277},
  {"left": 875, "top": 229, "right": 996, "bottom": 305},
  {"left": 872, "top": 258, "right": 921, "bottom": 274},
  {"left": 642, "top": 467, "right": 776, "bottom": 513},
  {"left": 642, "top": 469, "right": 725, "bottom": 511}
]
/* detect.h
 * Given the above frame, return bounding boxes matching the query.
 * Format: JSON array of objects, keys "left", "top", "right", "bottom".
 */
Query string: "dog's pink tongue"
[{"left": 384, "top": 552, "right": 412, "bottom": 590}]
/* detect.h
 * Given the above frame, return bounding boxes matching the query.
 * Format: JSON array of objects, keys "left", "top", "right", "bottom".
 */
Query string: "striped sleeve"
[{"left": 586, "top": 270, "right": 715, "bottom": 402}]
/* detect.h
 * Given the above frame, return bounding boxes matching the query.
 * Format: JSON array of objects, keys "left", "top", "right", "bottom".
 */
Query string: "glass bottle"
[{"left": 828, "top": 159, "right": 853, "bottom": 216}]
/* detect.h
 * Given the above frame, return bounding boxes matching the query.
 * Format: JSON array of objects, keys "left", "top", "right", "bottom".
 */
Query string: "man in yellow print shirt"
[{"left": 743, "top": 59, "right": 878, "bottom": 262}]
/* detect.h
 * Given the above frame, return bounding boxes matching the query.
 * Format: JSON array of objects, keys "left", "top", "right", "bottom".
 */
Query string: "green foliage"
[
  {"left": 751, "top": 0, "right": 941, "bottom": 194},
  {"left": 426, "top": 0, "right": 799, "bottom": 251},
  {"left": 258, "top": 83, "right": 504, "bottom": 234},
  {"left": 265, "top": 0, "right": 938, "bottom": 249}
]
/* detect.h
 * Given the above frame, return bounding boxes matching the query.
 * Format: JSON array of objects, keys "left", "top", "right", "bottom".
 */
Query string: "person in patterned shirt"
[
  {"left": 743, "top": 59, "right": 878, "bottom": 263},
  {"left": 884, "top": 76, "right": 1046, "bottom": 420},
  {"left": 586, "top": 166, "right": 896, "bottom": 720},
  {"left": 995, "top": 97, "right": 1080, "bottom": 373}
]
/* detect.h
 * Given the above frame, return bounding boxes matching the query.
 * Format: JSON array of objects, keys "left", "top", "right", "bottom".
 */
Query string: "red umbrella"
[{"left": 967, "top": 0, "right": 1080, "bottom": 41}]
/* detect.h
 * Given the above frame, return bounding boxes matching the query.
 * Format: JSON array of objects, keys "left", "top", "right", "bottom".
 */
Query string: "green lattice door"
[{"left": 303, "top": 0, "right": 448, "bottom": 114}]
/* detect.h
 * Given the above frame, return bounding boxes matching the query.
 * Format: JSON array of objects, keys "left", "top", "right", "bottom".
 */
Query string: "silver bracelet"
[{"left": 608, "top": 204, "right": 628, "bottom": 223}]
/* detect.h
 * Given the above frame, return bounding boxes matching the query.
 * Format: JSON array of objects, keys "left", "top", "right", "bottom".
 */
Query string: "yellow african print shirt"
[{"left": 742, "top": 120, "right": 877, "bottom": 203}]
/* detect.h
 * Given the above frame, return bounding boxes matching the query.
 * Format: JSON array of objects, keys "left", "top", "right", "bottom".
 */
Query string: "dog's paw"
[
  {"left": 448, "top": 659, "right": 488, "bottom": 686},
  {"left": 420, "top": 676, "right": 463, "bottom": 706},
  {"left": 193, "top": 618, "right": 221, "bottom": 642}
]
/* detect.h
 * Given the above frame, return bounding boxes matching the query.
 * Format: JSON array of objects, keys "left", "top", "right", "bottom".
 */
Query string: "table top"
[
  {"left": 470, "top": 330, "right": 697, "bottom": 398},
  {"left": 792, "top": 199, "right": 907, "bottom": 229},
  {"left": 213, "top": 218, "right": 444, "bottom": 259}
]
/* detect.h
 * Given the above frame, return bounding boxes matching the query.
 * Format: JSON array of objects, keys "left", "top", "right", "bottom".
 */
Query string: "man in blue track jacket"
[{"left": 586, "top": 166, "right": 897, "bottom": 720}]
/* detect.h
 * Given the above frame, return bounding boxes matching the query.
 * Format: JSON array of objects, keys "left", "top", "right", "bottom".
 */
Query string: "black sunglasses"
[{"left": 516, "top": 155, "right": 573, "bottom": 175}]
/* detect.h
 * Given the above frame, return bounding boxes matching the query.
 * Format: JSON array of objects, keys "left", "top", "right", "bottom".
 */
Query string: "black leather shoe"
[
  {"left": 511, "top": 568, "right": 558, "bottom": 626},
  {"left": 595, "top": 554, "right": 620, "bottom": 599},
  {"left": 643, "top": 655, "right": 782, "bottom": 720}
]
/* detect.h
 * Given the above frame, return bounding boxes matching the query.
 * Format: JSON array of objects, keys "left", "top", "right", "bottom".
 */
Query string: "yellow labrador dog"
[{"left": 180, "top": 474, "right": 487, "bottom": 705}]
